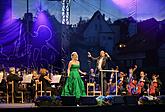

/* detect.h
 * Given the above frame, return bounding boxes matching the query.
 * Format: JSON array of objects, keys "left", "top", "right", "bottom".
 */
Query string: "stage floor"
[
  {"left": 0, "top": 103, "right": 36, "bottom": 108},
  {"left": 0, "top": 103, "right": 165, "bottom": 112}
]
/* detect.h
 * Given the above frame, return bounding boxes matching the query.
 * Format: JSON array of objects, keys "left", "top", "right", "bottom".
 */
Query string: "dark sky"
[{"left": 12, "top": 0, "right": 165, "bottom": 24}]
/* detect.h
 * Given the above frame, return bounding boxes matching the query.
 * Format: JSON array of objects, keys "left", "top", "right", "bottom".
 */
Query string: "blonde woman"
[{"left": 61, "top": 52, "right": 86, "bottom": 99}]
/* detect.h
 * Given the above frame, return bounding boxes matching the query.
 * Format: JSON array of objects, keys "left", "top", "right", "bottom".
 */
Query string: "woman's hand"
[{"left": 83, "top": 72, "right": 87, "bottom": 75}]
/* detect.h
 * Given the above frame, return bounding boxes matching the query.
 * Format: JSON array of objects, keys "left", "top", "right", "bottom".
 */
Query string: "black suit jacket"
[
  {"left": 7, "top": 73, "right": 23, "bottom": 94},
  {"left": 90, "top": 56, "right": 110, "bottom": 70},
  {"left": 89, "top": 56, "right": 112, "bottom": 80}
]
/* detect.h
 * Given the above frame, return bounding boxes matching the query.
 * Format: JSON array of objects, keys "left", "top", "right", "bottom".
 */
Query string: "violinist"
[
  {"left": 127, "top": 65, "right": 138, "bottom": 95},
  {"left": 134, "top": 70, "right": 149, "bottom": 96},
  {"left": 108, "top": 68, "right": 116, "bottom": 95},
  {"left": 26, "top": 69, "right": 39, "bottom": 101},
  {"left": 149, "top": 73, "right": 162, "bottom": 96},
  {"left": 117, "top": 71, "right": 127, "bottom": 95}
]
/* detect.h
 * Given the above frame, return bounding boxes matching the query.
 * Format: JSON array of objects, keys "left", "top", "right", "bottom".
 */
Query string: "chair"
[
  {"left": 35, "top": 80, "right": 51, "bottom": 99},
  {"left": 7, "top": 81, "right": 24, "bottom": 103},
  {"left": 0, "top": 79, "right": 7, "bottom": 102},
  {"left": 87, "top": 83, "right": 101, "bottom": 96},
  {"left": 0, "top": 90, "right": 7, "bottom": 103}
]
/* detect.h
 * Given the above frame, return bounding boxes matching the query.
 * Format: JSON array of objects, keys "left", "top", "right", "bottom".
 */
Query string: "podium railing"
[{"left": 100, "top": 70, "right": 119, "bottom": 96}]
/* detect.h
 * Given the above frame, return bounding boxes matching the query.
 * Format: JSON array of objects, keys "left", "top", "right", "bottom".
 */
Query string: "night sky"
[{"left": 12, "top": 0, "right": 165, "bottom": 24}]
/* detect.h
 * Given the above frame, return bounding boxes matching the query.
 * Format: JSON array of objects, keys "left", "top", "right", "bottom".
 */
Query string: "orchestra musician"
[
  {"left": 0, "top": 69, "right": 7, "bottom": 95},
  {"left": 108, "top": 68, "right": 116, "bottom": 95},
  {"left": 149, "top": 73, "right": 162, "bottom": 96},
  {"left": 127, "top": 65, "right": 138, "bottom": 95},
  {"left": 26, "top": 69, "right": 39, "bottom": 101},
  {"left": 117, "top": 71, "right": 127, "bottom": 95},
  {"left": 134, "top": 70, "right": 149, "bottom": 96},
  {"left": 89, "top": 68, "right": 96, "bottom": 83},
  {"left": 39, "top": 68, "right": 56, "bottom": 96},
  {"left": 7, "top": 67, "right": 23, "bottom": 102}
]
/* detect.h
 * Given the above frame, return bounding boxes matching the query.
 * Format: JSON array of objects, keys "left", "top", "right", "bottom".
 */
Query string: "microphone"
[{"left": 61, "top": 59, "right": 65, "bottom": 62}]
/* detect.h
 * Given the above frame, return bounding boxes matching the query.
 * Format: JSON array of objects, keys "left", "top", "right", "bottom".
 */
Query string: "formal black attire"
[
  {"left": 0, "top": 79, "right": 7, "bottom": 94},
  {"left": 39, "top": 75, "right": 56, "bottom": 96},
  {"left": 89, "top": 55, "right": 111, "bottom": 96},
  {"left": 7, "top": 73, "right": 23, "bottom": 102}
]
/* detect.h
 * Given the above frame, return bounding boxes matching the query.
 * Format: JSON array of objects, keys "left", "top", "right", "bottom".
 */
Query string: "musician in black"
[
  {"left": 7, "top": 67, "right": 23, "bottom": 102},
  {"left": 25, "top": 69, "right": 39, "bottom": 102},
  {"left": 89, "top": 68, "right": 96, "bottom": 83},
  {"left": 0, "top": 69, "right": 7, "bottom": 95},
  {"left": 88, "top": 50, "right": 112, "bottom": 96},
  {"left": 39, "top": 68, "right": 56, "bottom": 96}
]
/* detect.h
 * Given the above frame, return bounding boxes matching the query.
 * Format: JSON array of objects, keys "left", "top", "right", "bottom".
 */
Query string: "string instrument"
[
  {"left": 117, "top": 73, "right": 127, "bottom": 91},
  {"left": 108, "top": 67, "right": 117, "bottom": 95},
  {"left": 133, "top": 73, "right": 148, "bottom": 95},
  {"left": 127, "top": 65, "right": 138, "bottom": 95},
  {"left": 109, "top": 83, "right": 116, "bottom": 94},
  {"left": 134, "top": 78, "right": 145, "bottom": 95},
  {"left": 149, "top": 75, "right": 159, "bottom": 95},
  {"left": 127, "top": 79, "right": 137, "bottom": 95}
]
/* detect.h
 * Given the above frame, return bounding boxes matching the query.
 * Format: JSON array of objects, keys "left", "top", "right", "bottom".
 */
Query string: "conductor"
[{"left": 88, "top": 50, "right": 111, "bottom": 96}]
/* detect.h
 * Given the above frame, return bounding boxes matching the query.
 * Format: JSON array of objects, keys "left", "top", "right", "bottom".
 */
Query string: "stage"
[{"left": 0, "top": 103, "right": 164, "bottom": 112}]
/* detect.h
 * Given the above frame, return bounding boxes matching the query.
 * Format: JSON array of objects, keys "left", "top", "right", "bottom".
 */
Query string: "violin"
[
  {"left": 149, "top": 75, "right": 159, "bottom": 95},
  {"left": 133, "top": 73, "right": 147, "bottom": 95}
]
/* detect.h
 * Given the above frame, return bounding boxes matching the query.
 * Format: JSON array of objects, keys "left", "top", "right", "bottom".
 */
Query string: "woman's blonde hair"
[
  {"left": 9, "top": 67, "right": 15, "bottom": 74},
  {"left": 40, "top": 68, "right": 47, "bottom": 76},
  {"left": 71, "top": 52, "right": 78, "bottom": 60}
]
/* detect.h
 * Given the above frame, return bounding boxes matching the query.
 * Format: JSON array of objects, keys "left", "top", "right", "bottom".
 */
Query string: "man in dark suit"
[{"left": 88, "top": 50, "right": 111, "bottom": 96}]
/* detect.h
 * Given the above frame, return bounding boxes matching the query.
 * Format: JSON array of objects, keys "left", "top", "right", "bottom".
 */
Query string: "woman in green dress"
[{"left": 61, "top": 52, "right": 86, "bottom": 99}]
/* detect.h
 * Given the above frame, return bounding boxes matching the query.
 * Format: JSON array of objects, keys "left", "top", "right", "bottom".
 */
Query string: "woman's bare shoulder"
[{"left": 68, "top": 61, "right": 73, "bottom": 65}]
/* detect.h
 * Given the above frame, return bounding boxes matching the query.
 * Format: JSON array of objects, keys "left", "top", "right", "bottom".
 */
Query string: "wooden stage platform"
[{"left": 0, "top": 103, "right": 165, "bottom": 112}]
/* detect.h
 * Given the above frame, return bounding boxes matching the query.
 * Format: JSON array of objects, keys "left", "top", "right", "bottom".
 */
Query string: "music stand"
[
  {"left": 51, "top": 75, "right": 62, "bottom": 88},
  {"left": 99, "top": 70, "right": 119, "bottom": 96},
  {"left": 51, "top": 75, "right": 61, "bottom": 84},
  {"left": 21, "top": 74, "right": 33, "bottom": 83}
]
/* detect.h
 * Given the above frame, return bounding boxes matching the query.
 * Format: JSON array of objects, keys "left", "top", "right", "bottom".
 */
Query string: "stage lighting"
[
  {"left": 119, "top": 43, "right": 126, "bottom": 48},
  {"left": 48, "top": 0, "right": 62, "bottom": 1}
]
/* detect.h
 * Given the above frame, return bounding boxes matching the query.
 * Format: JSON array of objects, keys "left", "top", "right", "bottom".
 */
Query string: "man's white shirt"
[{"left": 98, "top": 57, "right": 103, "bottom": 70}]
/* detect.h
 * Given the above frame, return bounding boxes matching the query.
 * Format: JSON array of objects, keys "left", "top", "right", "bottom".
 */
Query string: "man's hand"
[
  {"left": 105, "top": 52, "right": 111, "bottom": 59},
  {"left": 88, "top": 52, "right": 91, "bottom": 57},
  {"left": 105, "top": 52, "right": 108, "bottom": 56}
]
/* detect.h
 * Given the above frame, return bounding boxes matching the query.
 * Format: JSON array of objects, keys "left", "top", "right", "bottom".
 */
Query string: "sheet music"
[
  {"left": 21, "top": 74, "right": 33, "bottom": 83},
  {"left": 0, "top": 72, "right": 3, "bottom": 83},
  {"left": 51, "top": 75, "right": 61, "bottom": 83}
]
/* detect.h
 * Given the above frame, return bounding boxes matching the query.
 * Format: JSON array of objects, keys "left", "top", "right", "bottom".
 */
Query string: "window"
[
  {"left": 95, "top": 24, "right": 97, "bottom": 30},
  {"left": 108, "top": 37, "right": 112, "bottom": 39}
]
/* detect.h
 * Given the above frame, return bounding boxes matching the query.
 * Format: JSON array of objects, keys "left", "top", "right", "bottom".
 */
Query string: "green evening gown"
[{"left": 61, "top": 64, "right": 86, "bottom": 99}]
